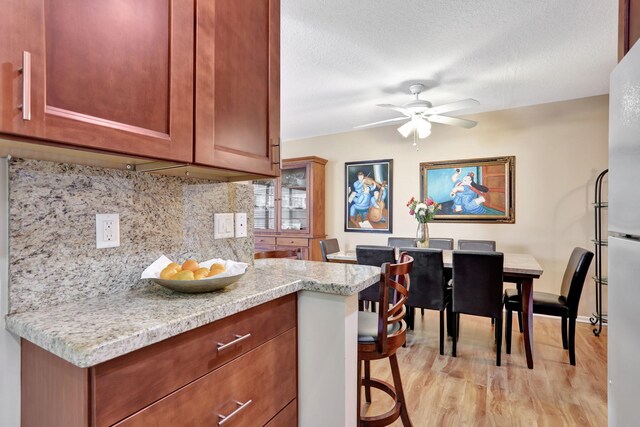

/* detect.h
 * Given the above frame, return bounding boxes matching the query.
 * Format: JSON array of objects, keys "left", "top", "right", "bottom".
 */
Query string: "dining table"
[{"left": 326, "top": 249, "right": 544, "bottom": 369}]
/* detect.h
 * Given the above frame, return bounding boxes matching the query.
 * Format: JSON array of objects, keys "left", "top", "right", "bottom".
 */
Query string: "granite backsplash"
[{"left": 8, "top": 158, "right": 254, "bottom": 314}]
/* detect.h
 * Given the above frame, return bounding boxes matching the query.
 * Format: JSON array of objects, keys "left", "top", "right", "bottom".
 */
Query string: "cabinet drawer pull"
[
  {"left": 216, "top": 333, "right": 251, "bottom": 351},
  {"left": 218, "top": 400, "right": 252, "bottom": 425},
  {"left": 19, "top": 51, "right": 31, "bottom": 121}
]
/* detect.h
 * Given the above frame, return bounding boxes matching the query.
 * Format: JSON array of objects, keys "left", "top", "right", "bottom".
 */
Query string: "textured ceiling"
[{"left": 281, "top": 0, "right": 617, "bottom": 141}]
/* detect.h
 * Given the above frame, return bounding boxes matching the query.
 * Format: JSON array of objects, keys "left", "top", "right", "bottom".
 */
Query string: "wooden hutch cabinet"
[{"left": 253, "top": 157, "right": 327, "bottom": 261}]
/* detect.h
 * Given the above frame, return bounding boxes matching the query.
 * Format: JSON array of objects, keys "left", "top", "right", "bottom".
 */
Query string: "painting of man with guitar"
[{"left": 345, "top": 159, "right": 393, "bottom": 232}]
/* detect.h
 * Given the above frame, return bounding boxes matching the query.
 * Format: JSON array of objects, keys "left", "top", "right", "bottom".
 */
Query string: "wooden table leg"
[{"left": 521, "top": 277, "right": 534, "bottom": 369}]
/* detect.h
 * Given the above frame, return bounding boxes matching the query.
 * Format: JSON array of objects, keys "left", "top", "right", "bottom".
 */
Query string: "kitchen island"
[{"left": 6, "top": 259, "right": 379, "bottom": 427}]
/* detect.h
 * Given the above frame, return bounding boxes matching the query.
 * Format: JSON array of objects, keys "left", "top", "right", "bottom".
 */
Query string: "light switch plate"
[
  {"left": 96, "top": 213, "right": 120, "bottom": 248},
  {"left": 214, "top": 213, "right": 234, "bottom": 239},
  {"left": 235, "top": 213, "right": 247, "bottom": 238}
]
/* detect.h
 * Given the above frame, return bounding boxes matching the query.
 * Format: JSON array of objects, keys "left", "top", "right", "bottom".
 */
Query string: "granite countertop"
[{"left": 5, "top": 259, "right": 380, "bottom": 368}]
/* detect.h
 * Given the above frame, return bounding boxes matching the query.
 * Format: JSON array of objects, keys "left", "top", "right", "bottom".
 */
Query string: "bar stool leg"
[
  {"left": 364, "top": 360, "right": 372, "bottom": 403},
  {"left": 357, "top": 359, "right": 362, "bottom": 425},
  {"left": 389, "top": 353, "right": 413, "bottom": 427}
]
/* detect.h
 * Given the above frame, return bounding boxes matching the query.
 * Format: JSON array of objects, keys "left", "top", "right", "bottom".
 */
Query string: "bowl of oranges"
[{"left": 142, "top": 255, "right": 248, "bottom": 293}]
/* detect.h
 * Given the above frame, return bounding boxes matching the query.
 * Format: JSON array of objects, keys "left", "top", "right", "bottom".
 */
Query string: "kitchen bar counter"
[{"left": 5, "top": 259, "right": 379, "bottom": 368}]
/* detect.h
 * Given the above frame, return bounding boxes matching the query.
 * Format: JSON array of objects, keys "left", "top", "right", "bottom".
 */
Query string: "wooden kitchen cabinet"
[
  {"left": 620, "top": 0, "right": 640, "bottom": 60},
  {"left": 21, "top": 295, "right": 298, "bottom": 427},
  {"left": 0, "top": 0, "right": 281, "bottom": 177},
  {"left": 194, "top": 0, "right": 281, "bottom": 177},
  {"left": 0, "top": 0, "right": 194, "bottom": 162},
  {"left": 253, "top": 157, "right": 327, "bottom": 261}
]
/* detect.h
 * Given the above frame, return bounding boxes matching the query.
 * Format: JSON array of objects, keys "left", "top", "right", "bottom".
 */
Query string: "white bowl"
[{"left": 150, "top": 271, "right": 246, "bottom": 293}]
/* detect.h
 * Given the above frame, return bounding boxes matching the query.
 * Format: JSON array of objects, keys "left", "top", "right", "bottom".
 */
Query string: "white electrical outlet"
[
  {"left": 235, "top": 212, "right": 247, "bottom": 237},
  {"left": 214, "top": 213, "right": 234, "bottom": 239},
  {"left": 96, "top": 213, "right": 120, "bottom": 248}
]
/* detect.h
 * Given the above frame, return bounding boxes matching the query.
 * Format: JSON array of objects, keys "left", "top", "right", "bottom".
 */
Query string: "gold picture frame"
[{"left": 420, "top": 156, "right": 515, "bottom": 223}]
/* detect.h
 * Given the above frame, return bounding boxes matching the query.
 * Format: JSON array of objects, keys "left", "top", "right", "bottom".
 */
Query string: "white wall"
[
  {"left": 0, "top": 157, "right": 20, "bottom": 426},
  {"left": 283, "top": 95, "right": 609, "bottom": 316}
]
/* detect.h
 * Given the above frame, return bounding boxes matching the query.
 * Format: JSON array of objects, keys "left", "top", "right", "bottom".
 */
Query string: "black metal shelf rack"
[{"left": 590, "top": 169, "right": 608, "bottom": 336}]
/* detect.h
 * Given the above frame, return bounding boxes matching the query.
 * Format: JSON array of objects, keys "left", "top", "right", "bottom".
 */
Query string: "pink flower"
[
  {"left": 425, "top": 198, "right": 434, "bottom": 206},
  {"left": 409, "top": 210, "right": 415, "bottom": 215}
]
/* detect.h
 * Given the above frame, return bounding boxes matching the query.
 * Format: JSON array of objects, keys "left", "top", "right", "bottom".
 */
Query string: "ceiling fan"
[{"left": 355, "top": 84, "right": 479, "bottom": 140}]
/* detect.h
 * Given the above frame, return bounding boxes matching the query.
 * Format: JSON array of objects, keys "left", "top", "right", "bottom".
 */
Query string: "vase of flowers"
[{"left": 407, "top": 196, "right": 440, "bottom": 248}]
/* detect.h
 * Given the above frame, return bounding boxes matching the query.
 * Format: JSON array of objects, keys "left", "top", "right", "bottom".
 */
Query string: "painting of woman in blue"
[
  {"left": 421, "top": 156, "right": 514, "bottom": 222},
  {"left": 450, "top": 169, "right": 489, "bottom": 214}
]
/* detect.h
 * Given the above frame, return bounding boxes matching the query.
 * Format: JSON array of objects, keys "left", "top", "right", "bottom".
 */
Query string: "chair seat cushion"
[
  {"left": 358, "top": 311, "right": 401, "bottom": 342},
  {"left": 504, "top": 288, "right": 569, "bottom": 317}
]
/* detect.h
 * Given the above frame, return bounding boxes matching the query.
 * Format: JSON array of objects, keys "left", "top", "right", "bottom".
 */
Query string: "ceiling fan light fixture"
[
  {"left": 417, "top": 127, "right": 431, "bottom": 139},
  {"left": 397, "top": 120, "right": 414, "bottom": 138},
  {"left": 414, "top": 117, "right": 432, "bottom": 139}
]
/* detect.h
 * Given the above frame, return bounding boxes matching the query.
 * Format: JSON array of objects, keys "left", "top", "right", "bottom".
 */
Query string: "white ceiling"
[{"left": 281, "top": 0, "right": 617, "bottom": 141}]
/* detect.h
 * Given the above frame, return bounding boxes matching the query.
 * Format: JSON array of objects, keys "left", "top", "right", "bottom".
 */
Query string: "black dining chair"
[
  {"left": 457, "top": 240, "right": 506, "bottom": 327},
  {"left": 319, "top": 238, "right": 340, "bottom": 262},
  {"left": 402, "top": 248, "right": 450, "bottom": 355},
  {"left": 356, "top": 245, "right": 396, "bottom": 311},
  {"left": 457, "top": 239, "right": 496, "bottom": 251},
  {"left": 504, "top": 247, "right": 593, "bottom": 366},
  {"left": 428, "top": 238, "right": 454, "bottom": 250},
  {"left": 451, "top": 250, "right": 505, "bottom": 366},
  {"left": 387, "top": 237, "right": 416, "bottom": 248}
]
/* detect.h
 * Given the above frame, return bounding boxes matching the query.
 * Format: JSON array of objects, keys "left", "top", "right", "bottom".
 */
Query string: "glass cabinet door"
[
  {"left": 280, "top": 167, "right": 309, "bottom": 232},
  {"left": 252, "top": 179, "right": 277, "bottom": 232}
]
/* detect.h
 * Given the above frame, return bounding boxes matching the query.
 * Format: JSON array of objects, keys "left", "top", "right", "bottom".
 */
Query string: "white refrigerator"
[{"left": 608, "top": 41, "right": 640, "bottom": 425}]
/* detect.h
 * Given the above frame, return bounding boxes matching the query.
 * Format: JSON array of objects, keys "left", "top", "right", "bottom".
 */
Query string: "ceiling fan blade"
[
  {"left": 376, "top": 104, "right": 411, "bottom": 117},
  {"left": 427, "top": 115, "right": 478, "bottom": 129},
  {"left": 423, "top": 98, "right": 479, "bottom": 116},
  {"left": 354, "top": 116, "right": 408, "bottom": 129}
]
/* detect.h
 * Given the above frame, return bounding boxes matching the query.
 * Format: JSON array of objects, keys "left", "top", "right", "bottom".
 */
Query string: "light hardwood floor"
[{"left": 362, "top": 311, "right": 608, "bottom": 426}]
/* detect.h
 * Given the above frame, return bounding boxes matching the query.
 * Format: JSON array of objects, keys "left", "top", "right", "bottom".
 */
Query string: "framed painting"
[
  {"left": 345, "top": 159, "right": 393, "bottom": 233},
  {"left": 420, "top": 156, "right": 515, "bottom": 223}
]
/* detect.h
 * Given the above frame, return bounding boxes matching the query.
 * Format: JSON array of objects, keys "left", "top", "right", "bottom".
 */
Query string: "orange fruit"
[
  {"left": 167, "top": 262, "right": 182, "bottom": 272},
  {"left": 182, "top": 259, "right": 200, "bottom": 272},
  {"left": 194, "top": 268, "right": 209, "bottom": 280},
  {"left": 160, "top": 266, "right": 179, "bottom": 280},
  {"left": 207, "top": 263, "right": 226, "bottom": 277},
  {"left": 172, "top": 270, "right": 195, "bottom": 281}
]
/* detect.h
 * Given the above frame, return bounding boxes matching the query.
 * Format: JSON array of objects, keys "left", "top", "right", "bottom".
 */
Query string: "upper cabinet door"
[
  {"left": 1, "top": 0, "right": 194, "bottom": 162},
  {"left": 195, "top": 0, "right": 280, "bottom": 176}
]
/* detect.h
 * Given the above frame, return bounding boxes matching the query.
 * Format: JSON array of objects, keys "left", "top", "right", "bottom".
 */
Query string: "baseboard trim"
[
  {"left": 532, "top": 313, "right": 606, "bottom": 326},
  {"left": 501, "top": 310, "right": 607, "bottom": 327}
]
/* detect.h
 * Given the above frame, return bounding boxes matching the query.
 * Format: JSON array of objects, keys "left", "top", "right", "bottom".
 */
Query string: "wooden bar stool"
[
  {"left": 357, "top": 252, "right": 413, "bottom": 426},
  {"left": 254, "top": 248, "right": 301, "bottom": 259}
]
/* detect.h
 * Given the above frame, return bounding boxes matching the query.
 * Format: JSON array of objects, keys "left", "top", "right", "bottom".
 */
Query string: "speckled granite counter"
[{"left": 5, "top": 259, "right": 380, "bottom": 368}]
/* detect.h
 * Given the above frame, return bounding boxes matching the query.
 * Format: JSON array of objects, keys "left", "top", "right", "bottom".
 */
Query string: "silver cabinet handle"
[
  {"left": 218, "top": 400, "right": 252, "bottom": 425},
  {"left": 19, "top": 51, "right": 31, "bottom": 121},
  {"left": 216, "top": 333, "right": 251, "bottom": 351}
]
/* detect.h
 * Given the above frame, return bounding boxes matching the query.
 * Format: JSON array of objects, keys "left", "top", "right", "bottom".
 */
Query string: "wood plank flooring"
[{"left": 362, "top": 311, "right": 607, "bottom": 426}]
